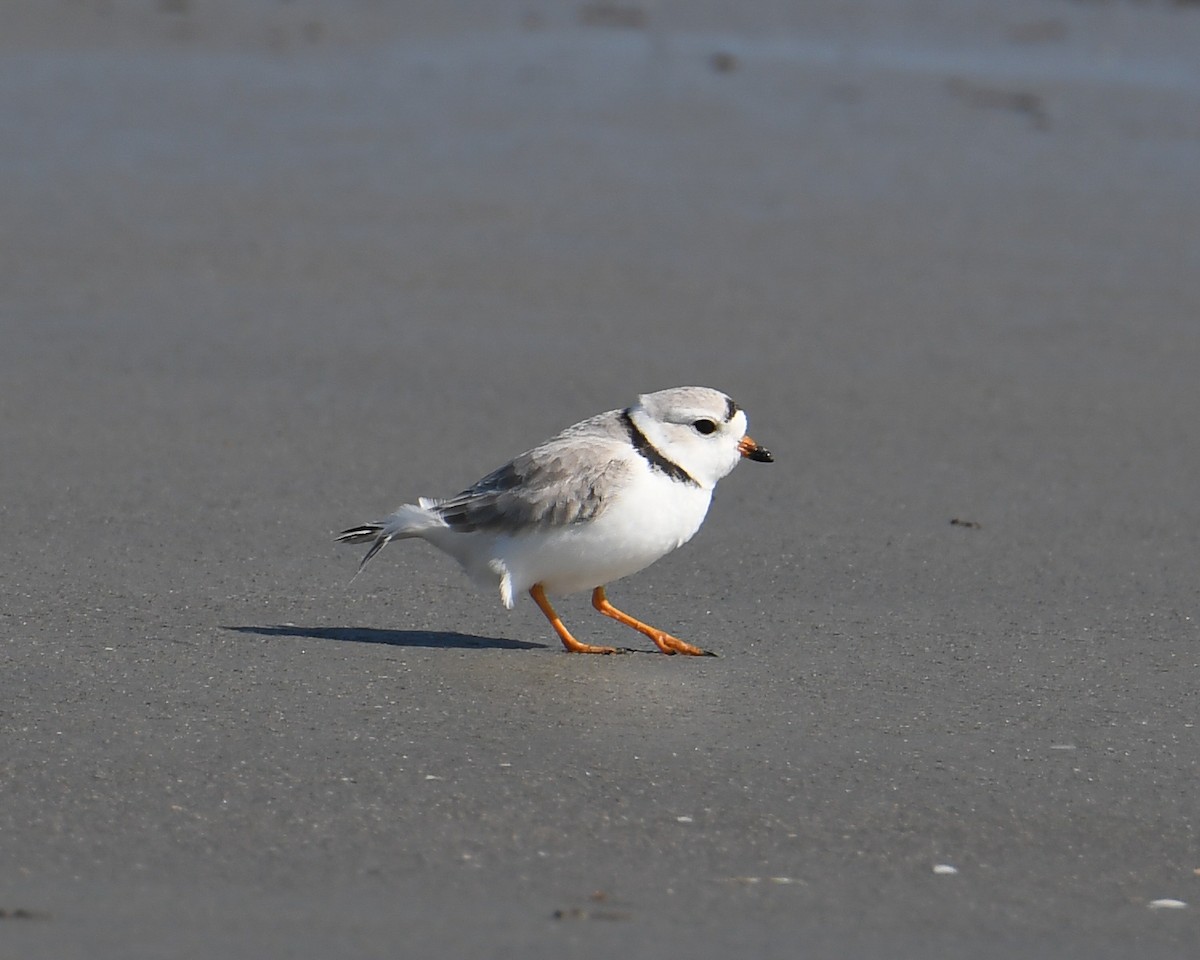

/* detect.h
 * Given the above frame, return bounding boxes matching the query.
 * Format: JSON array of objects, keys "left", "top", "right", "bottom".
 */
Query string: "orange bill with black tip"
[{"left": 737, "top": 435, "right": 774, "bottom": 462}]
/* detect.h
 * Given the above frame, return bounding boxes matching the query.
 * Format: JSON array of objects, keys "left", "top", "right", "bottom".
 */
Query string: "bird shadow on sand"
[{"left": 225, "top": 624, "right": 547, "bottom": 651}]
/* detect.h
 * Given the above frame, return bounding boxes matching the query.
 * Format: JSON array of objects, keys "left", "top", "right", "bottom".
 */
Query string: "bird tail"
[{"left": 335, "top": 501, "right": 444, "bottom": 579}]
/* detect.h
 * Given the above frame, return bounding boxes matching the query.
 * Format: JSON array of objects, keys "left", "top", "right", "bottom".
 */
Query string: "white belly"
[{"left": 494, "top": 472, "right": 713, "bottom": 599}]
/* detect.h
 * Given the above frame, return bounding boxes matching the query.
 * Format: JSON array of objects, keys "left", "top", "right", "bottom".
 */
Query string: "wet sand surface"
[{"left": 3, "top": 2, "right": 1199, "bottom": 957}]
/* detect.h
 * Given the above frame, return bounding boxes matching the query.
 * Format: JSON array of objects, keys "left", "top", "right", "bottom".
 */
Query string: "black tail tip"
[{"left": 335, "top": 524, "right": 383, "bottom": 544}]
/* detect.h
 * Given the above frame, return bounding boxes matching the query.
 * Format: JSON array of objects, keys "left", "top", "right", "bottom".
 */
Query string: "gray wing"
[{"left": 432, "top": 428, "right": 632, "bottom": 534}]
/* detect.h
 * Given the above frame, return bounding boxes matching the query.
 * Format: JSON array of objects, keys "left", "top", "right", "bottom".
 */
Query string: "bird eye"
[{"left": 692, "top": 419, "right": 717, "bottom": 435}]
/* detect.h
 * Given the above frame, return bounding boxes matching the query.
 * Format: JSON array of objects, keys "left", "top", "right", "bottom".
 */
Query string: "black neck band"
[{"left": 620, "top": 409, "right": 699, "bottom": 487}]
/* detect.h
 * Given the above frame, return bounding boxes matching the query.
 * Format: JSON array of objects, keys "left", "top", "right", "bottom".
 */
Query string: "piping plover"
[{"left": 336, "top": 386, "right": 773, "bottom": 655}]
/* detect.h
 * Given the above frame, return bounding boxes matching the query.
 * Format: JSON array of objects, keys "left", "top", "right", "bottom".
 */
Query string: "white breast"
[{"left": 493, "top": 468, "right": 714, "bottom": 599}]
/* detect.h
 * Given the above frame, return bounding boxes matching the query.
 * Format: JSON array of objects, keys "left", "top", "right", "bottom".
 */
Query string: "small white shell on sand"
[
  {"left": 932, "top": 864, "right": 959, "bottom": 875},
  {"left": 1147, "top": 899, "right": 1187, "bottom": 910}
]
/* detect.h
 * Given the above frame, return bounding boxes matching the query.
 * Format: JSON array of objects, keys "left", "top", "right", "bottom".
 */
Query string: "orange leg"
[
  {"left": 591, "top": 586, "right": 715, "bottom": 657},
  {"left": 530, "top": 584, "right": 619, "bottom": 654}
]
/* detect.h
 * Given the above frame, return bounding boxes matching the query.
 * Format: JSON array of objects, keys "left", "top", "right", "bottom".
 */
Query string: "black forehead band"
[{"left": 725, "top": 397, "right": 740, "bottom": 421}]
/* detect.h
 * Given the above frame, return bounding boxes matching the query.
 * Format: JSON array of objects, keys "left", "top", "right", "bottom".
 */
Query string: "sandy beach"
[{"left": 3, "top": 1, "right": 1199, "bottom": 956}]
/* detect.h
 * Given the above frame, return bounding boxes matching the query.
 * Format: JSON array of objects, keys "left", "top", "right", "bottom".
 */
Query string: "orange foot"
[
  {"left": 530, "top": 584, "right": 619, "bottom": 654},
  {"left": 591, "top": 586, "right": 715, "bottom": 656}
]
